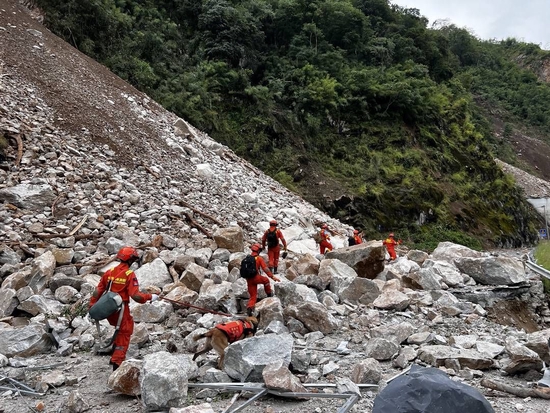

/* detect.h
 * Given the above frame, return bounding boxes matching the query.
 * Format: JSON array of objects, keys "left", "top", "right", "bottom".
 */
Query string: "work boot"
[
  {"left": 110, "top": 361, "right": 119, "bottom": 371},
  {"left": 269, "top": 267, "right": 274, "bottom": 273},
  {"left": 246, "top": 307, "right": 254, "bottom": 316},
  {"left": 267, "top": 292, "right": 274, "bottom": 298},
  {"left": 274, "top": 267, "right": 278, "bottom": 274}
]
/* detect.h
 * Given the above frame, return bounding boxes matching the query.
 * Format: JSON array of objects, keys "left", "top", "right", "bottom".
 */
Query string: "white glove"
[{"left": 151, "top": 294, "right": 159, "bottom": 302}]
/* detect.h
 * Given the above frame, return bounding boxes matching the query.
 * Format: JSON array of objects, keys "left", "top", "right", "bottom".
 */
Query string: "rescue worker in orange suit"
[
  {"left": 89, "top": 246, "right": 158, "bottom": 370},
  {"left": 383, "top": 233, "right": 402, "bottom": 261},
  {"left": 319, "top": 224, "right": 333, "bottom": 254},
  {"left": 246, "top": 243, "right": 280, "bottom": 316},
  {"left": 353, "top": 229, "right": 363, "bottom": 245},
  {"left": 261, "top": 219, "right": 287, "bottom": 274}
]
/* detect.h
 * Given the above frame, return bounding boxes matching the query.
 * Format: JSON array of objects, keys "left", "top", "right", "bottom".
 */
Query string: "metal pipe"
[
  {"left": 227, "top": 389, "right": 269, "bottom": 413},
  {"left": 267, "top": 390, "right": 348, "bottom": 399},
  {"left": 0, "top": 385, "right": 45, "bottom": 396},
  {"left": 338, "top": 394, "right": 360, "bottom": 413}
]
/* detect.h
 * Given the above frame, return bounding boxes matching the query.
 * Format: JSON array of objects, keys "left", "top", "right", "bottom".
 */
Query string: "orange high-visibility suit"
[
  {"left": 246, "top": 253, "right": 278, "bottom": 311},
  {"left": 215, "top": 319, "right": 255, "bottom": 343},
  {"left": 383, "top": 236, "right": 401, "bottom": 260},
  {"left": 89, "top": 263, "right": 152, "bottom": 367},
  {"left": 353, "top": 235, "right": 363, "bottom": 245},
  {"left": 319, "top": 229, "right": 333, "bottom": 254},
  {"left": 262, "top": 228, "right": 287, "bottom": 271}
]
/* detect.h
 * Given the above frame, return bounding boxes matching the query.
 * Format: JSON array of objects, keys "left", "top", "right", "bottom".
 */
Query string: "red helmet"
[
  {"left": 389, "top": 233, "right": 395, "bottom": 237},
  {"left": 250, "top": 243, "right": 262, "bottom": 252},
  {"left": 269, "top": 220, "right": 278, "bottom": 226},
  {"left": 117, "top": 246, "right": 139, "bottom": 262},
  {"left": 322, "top": 224, "right": 328, "bottom": 229},
  {"left": 353, "top": 230, "right": 359, "bottom": 234}
]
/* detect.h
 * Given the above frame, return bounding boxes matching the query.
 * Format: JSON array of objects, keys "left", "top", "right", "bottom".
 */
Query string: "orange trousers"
[
  {"left": 320, "top": 240, "right": 333, "bottom": 254},
  {"left": 267, "top": 244, "right": 281, "bottom": 268},
  {"left": 246, "top": 274, "right": 272, "bottom": 309},
  {"left": 106, "top": 304, "right": 134, "bottom": 366}
]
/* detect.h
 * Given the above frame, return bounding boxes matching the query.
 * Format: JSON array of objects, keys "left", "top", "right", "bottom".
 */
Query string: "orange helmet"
[
  {"left": 353, "top": 229, "right": 359, "bottom": 234},
  {"left": 269, "top": 220, "right": 278, "bottom": 226},
  {"left": 117, "top": 246, "right": 139, "bottom": 262},
  {"left": 250, "top": 243, "right": 262, "bottom": 252},
  {"left": 389, "top": 233, "right": 394, "bottom": 237},
  {"left": 322, "top": 224, "right": 328, "bottom": 229}
]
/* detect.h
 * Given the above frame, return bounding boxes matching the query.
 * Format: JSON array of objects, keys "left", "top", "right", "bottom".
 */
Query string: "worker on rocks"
[
  {"left": 240, "top": 243, "right": 280, "bottom": 316},
  {"left": 89, "top": 246, "right": 158, "bottom": 370},
  {"left": 319, "top": 224, "right": 333, "bottom": 254},
  {"left": 383, "top": 233, "right": 402, "bottom": 261},
  {"left": 261, "top": 219, "right": 287, "bottom": 274},
  {"left": 350, "top": 229, "right": 363, "bottom": 245}
]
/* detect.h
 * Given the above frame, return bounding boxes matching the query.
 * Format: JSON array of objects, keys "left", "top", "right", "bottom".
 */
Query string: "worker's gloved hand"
[
  {"left": 151, "top": 294, "right": 159, "bottom": 302},
  {"left": 272, "top": 277, "right": 280, "bottom": 282}
]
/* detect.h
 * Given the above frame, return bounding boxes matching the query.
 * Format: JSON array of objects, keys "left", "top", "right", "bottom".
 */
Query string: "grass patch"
[
  {"left": 534, "top": 241, "right": 550, "bottom": 293},
  {"left": 534, "top": 240, "right": 550, "bottom": 269}
]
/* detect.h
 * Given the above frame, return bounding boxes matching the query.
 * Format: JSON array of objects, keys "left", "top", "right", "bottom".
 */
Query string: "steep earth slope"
[{"left": 0, "top": 0, "right": 345, "bottom": 244}]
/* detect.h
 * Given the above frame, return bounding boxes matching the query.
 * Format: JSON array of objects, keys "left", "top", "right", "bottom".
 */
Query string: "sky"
[{"left": 390, "top": 0, "right": 550, "bottom": 49}]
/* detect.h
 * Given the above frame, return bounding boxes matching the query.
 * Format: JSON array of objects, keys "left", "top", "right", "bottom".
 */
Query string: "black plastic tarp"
[{"left": 373, "top": 364, "right": 494, "bottom": 413}]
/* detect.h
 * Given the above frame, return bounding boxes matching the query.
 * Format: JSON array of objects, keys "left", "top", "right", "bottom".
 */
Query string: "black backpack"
[
  {"left": 240, "top": 255, "right": 258, "bottom": 278},
  {"left": 266, "top": 230, "right": 279, "bottom": 248},
  {"left": 348, "top": 236, "right": 356, "bottom": 246}
]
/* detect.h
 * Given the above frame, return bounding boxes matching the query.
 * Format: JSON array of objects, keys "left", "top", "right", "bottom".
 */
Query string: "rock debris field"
[{"left": 1, "top": 1, "right": 550, "bottom": 412}]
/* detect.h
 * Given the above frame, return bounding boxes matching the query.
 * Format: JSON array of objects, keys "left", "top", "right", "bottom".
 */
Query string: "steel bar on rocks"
[
  {"left": 337, "top": 394, "right": 360, "bottom": 413},
  {"left": 189, "top": 382, "right": 368, "bottom": 412},
  {"left": 302, "top": 383, "right": 378, "bottom": 389},
  {"left": 188, "top": 383, "right": 265, "bottom": 392},
  {"left": 0, "top": 376, "right": 46, "bottom": 396},
  {"left": 386, "top": 365, "right": 412, "bottom": 384},
  {"left": 222, "top": 391, "right": 242, "bottom": 413},
  {"left": 267, "top": 390, "right": 346, "bottom": 399},
  {"left": 267, "top": 390, "right": 361, "bottom": 413},
  {"left": 227, "top": 389, "right": 269, "bottom": 413},
  {"left": 190, "top": 382, "right": 378, "bottom": 390}
]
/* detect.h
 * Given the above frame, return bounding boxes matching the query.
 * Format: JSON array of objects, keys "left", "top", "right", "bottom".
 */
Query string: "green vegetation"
[
  {"left": 34, "top": 0, "right": 549, "bottom": 248},
  {"left": 534, "top": 241, "right": 550, "bottom": 293}
]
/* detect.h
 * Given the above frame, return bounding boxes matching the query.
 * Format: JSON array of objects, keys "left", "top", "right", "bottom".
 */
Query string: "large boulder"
[
  {"left": 284, "top": 301, "right": 339, "bottom": 334},
  {"left": 0, "top": 183, "right": 56, "bottom": 210},
  {"left": 135, "top": 258, "right": 172, "bottom": 288},
  {"left": 430, "top": 242, "right": 483, "bottom": 263},
  {"left": 140, "top": 352, "right": 190, "bottom": 410},
  {"left": 0, "top": 324, "right": 53, "bottom": 357},
  {"left": 224, "top": 333, "right": 294, "bottom": 382},
  {"left": 213, "top": 227, "right": 244, "bottom": 253},
  {"left": 454, "top": 256, "right": 527, "bottom": 285},
  {"left": 325, "top": 241, "right": 385, "bottom": 279},
  {"left": 27, "top": 251, "right": 56, "bottom": 293}
]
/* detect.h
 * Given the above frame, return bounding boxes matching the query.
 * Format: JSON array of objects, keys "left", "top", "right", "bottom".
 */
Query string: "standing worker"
[
  {"left": 383, "top": 233, "right": 402, "bottom": 261},
  {"left": 242, "top": 243, "right": 280, "bottom": 316},
  {"left": 352, "top": 229, "right": 363, "bottom": 245},
  {"left": 319, "top": 224, "right": 333, "bottom": 254},
  {"left": 261, "top": 219, "right": 287, "bottom": 274},
  {"left": 89, "top": 246, "right": 158, "bottom": 370}
]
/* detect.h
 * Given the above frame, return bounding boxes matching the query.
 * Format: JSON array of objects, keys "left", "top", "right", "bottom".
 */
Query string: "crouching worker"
[
  {"left": 89, "top": 246, "right": 158, "bottom": 370},
  {"left": 240, "top": 243, "right": 280, "bottom": 316}
]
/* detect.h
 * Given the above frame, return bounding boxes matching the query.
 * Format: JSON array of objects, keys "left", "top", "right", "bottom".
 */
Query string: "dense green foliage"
[{"left": 35, "top": 0, "right": 549, "bottom": 249}]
